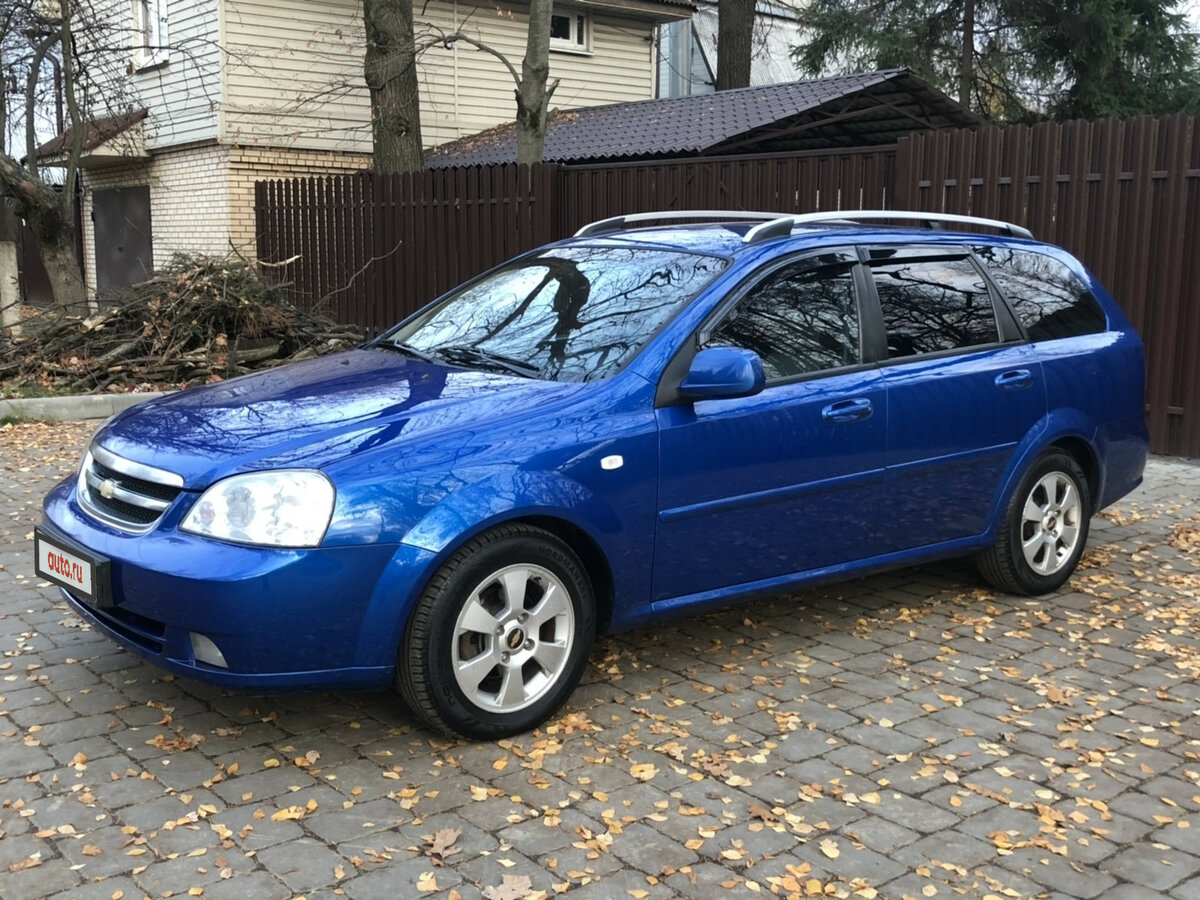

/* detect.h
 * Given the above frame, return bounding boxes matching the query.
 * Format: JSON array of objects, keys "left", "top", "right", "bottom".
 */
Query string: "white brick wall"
[{"left": 81, "top": 144, "right": 232, "bottom": 294}]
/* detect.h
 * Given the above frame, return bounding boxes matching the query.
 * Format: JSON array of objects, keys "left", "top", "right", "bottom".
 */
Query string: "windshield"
[{"left": 380, "top": 246, "right": 728, "bottom": 382}]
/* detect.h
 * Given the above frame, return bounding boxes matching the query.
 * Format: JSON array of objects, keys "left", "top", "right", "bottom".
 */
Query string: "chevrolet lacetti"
[{"left": 35, "top": 211, "right": 1149, "bottom": 738}]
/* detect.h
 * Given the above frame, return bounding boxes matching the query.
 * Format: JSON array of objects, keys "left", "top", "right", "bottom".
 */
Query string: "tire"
[
  {"left": 397, "top": 524, "right": 595, "bottom": 739},
  {"left": 978, "top": 451, "right": 1091, "bottom": 596}
]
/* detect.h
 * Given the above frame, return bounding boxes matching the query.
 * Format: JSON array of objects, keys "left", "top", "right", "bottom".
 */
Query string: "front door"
[{"left": 653, "top": 253, "right": 886, "bottom": 604}]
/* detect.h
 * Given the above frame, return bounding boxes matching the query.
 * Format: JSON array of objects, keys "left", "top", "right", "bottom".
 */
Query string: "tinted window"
[
  {"left": 706, "top": 262, "right": 860, "bottom": 380},
  {"left": 385, "top": 247, "right": 727, "bottom": 382},
  {"left": 973, "top": 246, "right": 1106, "bottom": 340},
  {"left": 872, "top": 257, "right": 998, "bottom": 358}
]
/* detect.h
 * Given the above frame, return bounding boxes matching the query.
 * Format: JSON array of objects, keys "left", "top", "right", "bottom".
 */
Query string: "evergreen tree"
[{"left": 793, "top": 0, "right": 1200, "bottom": 121}]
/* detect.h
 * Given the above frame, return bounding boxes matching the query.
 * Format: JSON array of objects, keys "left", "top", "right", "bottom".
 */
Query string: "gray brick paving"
[{"left": 2, "top": 423, "right": 1199, "bottom": 898}]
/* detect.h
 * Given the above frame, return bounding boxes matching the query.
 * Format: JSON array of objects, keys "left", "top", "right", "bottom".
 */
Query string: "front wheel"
[
  {"left": 978, "top": 451, "right": 1091, "bottom": 596},
  {"left": 397, "top": 524, "right": 595, "bottom": 739}
]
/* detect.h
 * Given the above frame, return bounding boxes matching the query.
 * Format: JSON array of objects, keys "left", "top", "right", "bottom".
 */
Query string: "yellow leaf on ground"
[
  {"left": 630, "top": 763, "right": 658, "bottom": 782},
  {"left": 416, "top": 872, "right": 438, "bottom": 892}
]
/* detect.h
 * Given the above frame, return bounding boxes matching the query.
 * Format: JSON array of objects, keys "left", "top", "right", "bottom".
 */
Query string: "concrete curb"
[{"left": 0, "top": 391, "right": 170, "bottom": 422}]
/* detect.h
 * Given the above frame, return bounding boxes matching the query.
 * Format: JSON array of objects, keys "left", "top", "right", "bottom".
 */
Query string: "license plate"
[{"left": 34, "top": 527, "right": 111, "bottom": 608}]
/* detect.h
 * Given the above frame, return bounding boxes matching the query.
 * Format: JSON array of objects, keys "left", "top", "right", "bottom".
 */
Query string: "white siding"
[
  {"left": 76, "top": 0, "right": 220, "bottom": 149},
  {"left": 420, "top": 6, "right": 656, "bottom": 145},
  {"left": 222, "top": 0, "right": 370, "bottom": 151},
  {"left": 113, "top": 0, "right": 222, "bottom": 148},
  {"left": 222, "top": 0, "right": 658, "bottom": 152}
]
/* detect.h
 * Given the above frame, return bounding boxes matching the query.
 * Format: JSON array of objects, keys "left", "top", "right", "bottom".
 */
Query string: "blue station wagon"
[{"left": 36, "top": 211, "right": 1149, "bottom": 738}]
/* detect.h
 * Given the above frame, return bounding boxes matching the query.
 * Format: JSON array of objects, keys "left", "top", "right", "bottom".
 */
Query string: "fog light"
[{"left": 190, "top": 633, "right": 228, "bottom": 668}]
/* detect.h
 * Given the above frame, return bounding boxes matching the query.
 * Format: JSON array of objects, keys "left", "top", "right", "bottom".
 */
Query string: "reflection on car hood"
[{"left": 94, "top": 348, "right": 586, "bottom": 487}]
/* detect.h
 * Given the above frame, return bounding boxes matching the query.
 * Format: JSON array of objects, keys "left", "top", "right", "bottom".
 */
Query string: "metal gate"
[{"left": 92, "top": 186, "right": 153, "bottom": 294}]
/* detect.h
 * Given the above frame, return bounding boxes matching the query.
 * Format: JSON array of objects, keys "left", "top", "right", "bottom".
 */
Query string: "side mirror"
[{"left": 678, "top": 347, "right": 765, "bottom": 400}]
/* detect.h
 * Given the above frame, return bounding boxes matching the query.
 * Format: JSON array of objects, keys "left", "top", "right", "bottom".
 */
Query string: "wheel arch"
[
  {"left": 987, "top": 411, "right": 1102, "bottom": 540},
  {"left": 398, "top": 467, "right": 643, "bottom": 639},
  {"left": 1046, "top": 434, "right": 1100, "bottom": 506},
  {"left": 516, "top": 514, "right": 615, "bottom": 635},
  {"left": 355, "top": 500, "right": 624, "bottom": 685},
  {"left": 394, "top": 516, "right": 605, "bottom": 737},
  {"left": 382, "top": 510, "right": 617, "bottom": 663}
]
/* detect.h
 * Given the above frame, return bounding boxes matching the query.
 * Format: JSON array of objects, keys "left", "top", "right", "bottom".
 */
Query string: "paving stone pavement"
[{"left": 2, "top": 421, "right": 1198, "bottom": 899}]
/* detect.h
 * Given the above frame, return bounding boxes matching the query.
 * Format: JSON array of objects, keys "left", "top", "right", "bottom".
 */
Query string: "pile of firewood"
[{"left": 1, "top": 256, "right": 364, "bottom": 394}]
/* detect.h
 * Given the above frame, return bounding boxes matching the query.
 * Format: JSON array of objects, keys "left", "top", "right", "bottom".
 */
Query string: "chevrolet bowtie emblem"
[{"left": 99, "top": 478, "right": 118, "bottom": 500}]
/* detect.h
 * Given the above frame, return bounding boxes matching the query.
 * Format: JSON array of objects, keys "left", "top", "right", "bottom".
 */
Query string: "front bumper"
[{"left": 41, "top": 480, "right": 435, "bottom": 691}]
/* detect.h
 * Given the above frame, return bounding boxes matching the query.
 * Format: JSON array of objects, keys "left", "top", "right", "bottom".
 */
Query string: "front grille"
[{"left": 78, "top": 444, "right": 185, "bottom": 533}]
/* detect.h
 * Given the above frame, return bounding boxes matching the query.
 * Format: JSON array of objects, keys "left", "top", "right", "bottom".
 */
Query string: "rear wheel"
[
  {"left": 978, "top": 451, "right": 1091, "bottom": 596},
  {"left": 397, "top": 524, "right": 595, "bottom": 739}
]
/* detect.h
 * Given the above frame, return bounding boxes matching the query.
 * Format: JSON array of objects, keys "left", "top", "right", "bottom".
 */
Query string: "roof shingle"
[{"left": 426, "top": 69, "right": 979, "bottom": 167}]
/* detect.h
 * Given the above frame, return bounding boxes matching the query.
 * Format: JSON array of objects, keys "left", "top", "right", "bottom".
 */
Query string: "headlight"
[{"left": 181, "top": 470, "right": 335, "bottom": 548}]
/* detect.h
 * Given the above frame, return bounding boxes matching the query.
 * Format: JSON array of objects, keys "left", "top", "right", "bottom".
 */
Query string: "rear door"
[{"left": 865, "top": 248, "right": 1046, "bottom": 552}]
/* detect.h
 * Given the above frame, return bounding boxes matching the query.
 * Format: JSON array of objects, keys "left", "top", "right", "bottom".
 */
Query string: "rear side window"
[
  {"left": 871, "top": 257, "right": 998, "bottom": 359},
  {"left": 973, "top": 246, "right": 1106, "bottom": 341},
  {"left": 706, "top": 262, "right": 860, "bottom": 380}
]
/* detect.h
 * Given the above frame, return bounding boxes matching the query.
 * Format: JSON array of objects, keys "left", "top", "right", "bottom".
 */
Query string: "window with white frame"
[
  {"left": 132, "top": 0, "right": 168, "bottom": 69},
  {"left": 549, "top": 10, "right": 590, "bottom": 52}
]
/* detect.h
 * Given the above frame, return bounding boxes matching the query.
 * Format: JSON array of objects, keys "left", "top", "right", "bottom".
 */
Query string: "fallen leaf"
[
  {"left": 482, "top": 874, "right": 534, "bottom": 900},
  {"left": 416, "top": 871, "right": 438, "bottom": 892},
  {"left": 630, "top": 763, "right": 658, "bottom": 782},
  {"left": 422, "top": 827, "right": 462, "bottom": 866}
]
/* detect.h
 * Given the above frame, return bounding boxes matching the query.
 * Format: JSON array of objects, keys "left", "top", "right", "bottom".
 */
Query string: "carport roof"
[{"left": 426, "top": 68, "right": 979, "bottom": 168}]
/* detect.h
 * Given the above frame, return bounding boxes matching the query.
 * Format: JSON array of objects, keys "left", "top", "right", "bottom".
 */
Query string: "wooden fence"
[
  {"left": 895, "top": 115, "right": 1200, "bottom": 459},
  {"left": 256, "top": 116, "right": 1200, "bottom": 456},
  {"left": 254, "top": 146, "right": 895, "bottom": 330},
  {"left": 256, "top": 164, "right": 560, "bottom": 332}
]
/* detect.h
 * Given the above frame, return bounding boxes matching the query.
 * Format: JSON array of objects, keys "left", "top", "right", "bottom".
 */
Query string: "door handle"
[
  {"left": 821, "top": 398, "right": 873, "bottom": 424},
  {"left": 995, "top": 369, "right": 1033, "bottom": 391}
]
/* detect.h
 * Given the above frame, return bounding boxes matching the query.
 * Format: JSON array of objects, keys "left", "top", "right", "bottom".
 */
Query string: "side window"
[
  {"left": 132, "top": 0, "right": 169, "bottom": 69},
  {"left": 706, "top": 262, "right": 859, "bottom": 380},
  {"left": 871, "top": 257, "right": 998, "bottom": 358},
  {"left": 550, "top": 11, "right": 590, "bottom": 52},
  {"left": 973, "top": 246, "right": 1107, "bottom": 341}
]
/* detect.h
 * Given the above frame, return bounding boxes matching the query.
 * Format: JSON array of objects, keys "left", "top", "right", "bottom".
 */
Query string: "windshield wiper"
[
  {"left": 436, "top": 345, "right": 541, "bottom": 378},
  {"left": 375, "top": 339, "right": 440, "bottom": 363}
]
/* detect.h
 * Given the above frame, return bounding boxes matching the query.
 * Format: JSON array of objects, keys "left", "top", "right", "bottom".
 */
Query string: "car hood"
[{"left": 94, "top": 348, "right": 589, "bottom": 487}]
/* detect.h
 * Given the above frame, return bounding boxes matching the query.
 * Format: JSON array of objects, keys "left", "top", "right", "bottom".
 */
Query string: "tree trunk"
[
  {"left": 24, "top": 196, "right": 87, "bottom": 313},
  {"left": 516, "top": 0, "right": 556, "bottom": 165},
  {"left": 716, "top": 0, "right": 755, "bottom": 91},
  {"left": 960, "top": 0, "right": 975, "bottom": 109},
  {"left": 39, "top": 236, "right": 88, "bottom": 314},
  {"left": 364, "top": 0, "right": 424, "bottom": 174},
  {"left": 0, "top": 152, "right": 86, "bottom": 311}
]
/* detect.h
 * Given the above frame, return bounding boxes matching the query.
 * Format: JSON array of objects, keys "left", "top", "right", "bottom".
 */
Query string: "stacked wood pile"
[{"left": 1, "top": 256, "right": 364, "bottom": 394}]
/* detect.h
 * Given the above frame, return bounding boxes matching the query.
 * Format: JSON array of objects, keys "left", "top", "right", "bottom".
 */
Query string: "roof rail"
[
  {"left": 574, "top": 210, "right": 784, "bottom": 237},
  {"left": 743, "top": 210, "right": 1034, "bottom": 243}
]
